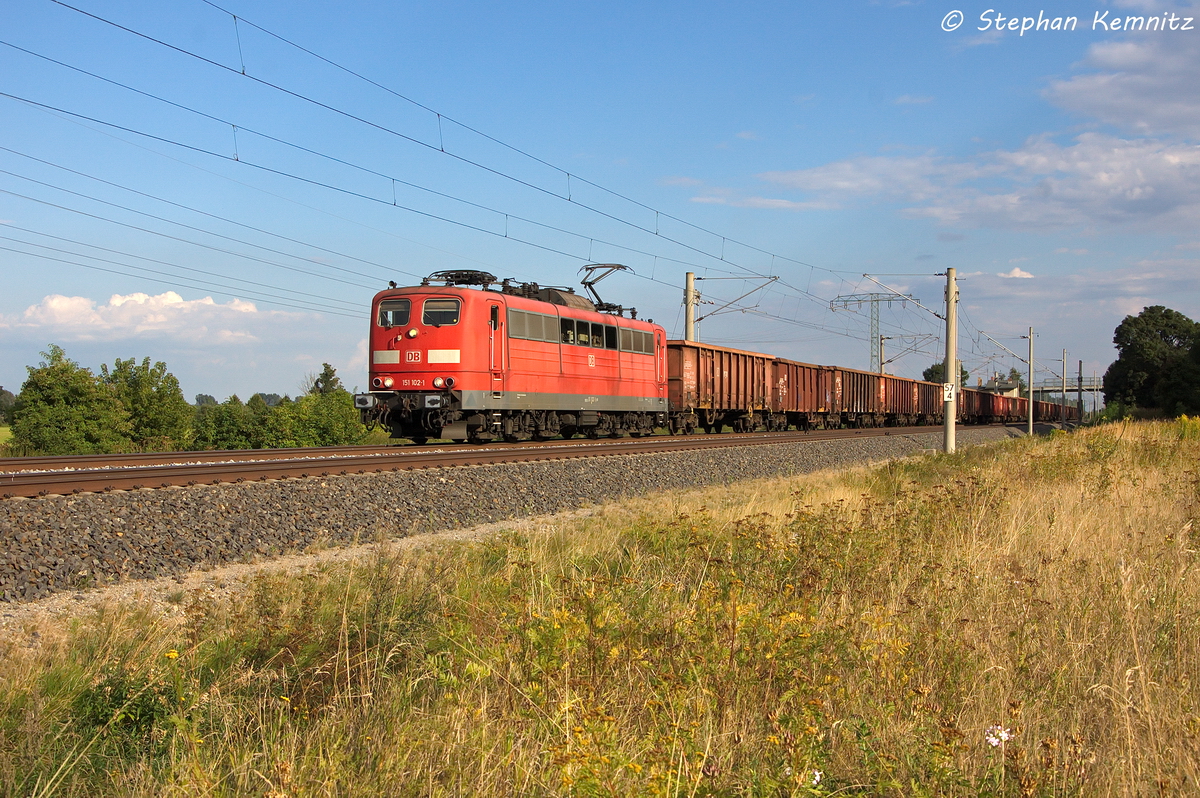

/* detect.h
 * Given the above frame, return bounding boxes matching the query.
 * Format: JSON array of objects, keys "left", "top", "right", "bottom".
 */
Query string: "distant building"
[{"left": 978, "top": 372, "right": 1022, "bottom": 397}]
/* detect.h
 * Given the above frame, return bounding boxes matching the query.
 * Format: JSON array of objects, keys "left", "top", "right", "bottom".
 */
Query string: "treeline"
[
  {"left": 1103, "top": 306, "right": 1200, "bottom": 416},
  {"left": 2, "top": 345, "right": 369, "bottom": 456}
]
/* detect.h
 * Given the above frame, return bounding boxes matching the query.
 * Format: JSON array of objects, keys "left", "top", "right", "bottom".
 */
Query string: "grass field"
[
  {"left": 2, "top": 420, "right": 1198, "bottom": 796},
  {"left": 0, "top": 425, "right": 10, "bottom": 446}
]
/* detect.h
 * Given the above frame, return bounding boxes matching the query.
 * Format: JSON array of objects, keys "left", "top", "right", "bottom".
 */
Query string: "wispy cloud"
[
  {"left": 690, "top": 194, "right": 831, "bottom": 210},
  {"left": 998, "top": 267, "right": 1035, "bottom": 278},
  {"left": 736, "top": 130, "right": 761, "bottom": 141},
  {"left": 1046, "top": 22, "right": 1200, "bottom": 137},
  {"left": 754, "top": 133, "right": 1200, "bottom": 232}
]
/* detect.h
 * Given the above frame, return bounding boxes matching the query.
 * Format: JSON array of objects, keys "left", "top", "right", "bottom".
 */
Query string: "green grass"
[
  {"left": 2, "top": 420, "right": 1198, "bottom": 795},
  {"left": 0, "top": 426, "right": 10, "bottom": 446}
]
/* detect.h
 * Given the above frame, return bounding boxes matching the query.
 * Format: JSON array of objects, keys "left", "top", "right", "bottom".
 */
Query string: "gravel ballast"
[{"left": 0, "top": 428, "right": 1017, "bottom": 603}]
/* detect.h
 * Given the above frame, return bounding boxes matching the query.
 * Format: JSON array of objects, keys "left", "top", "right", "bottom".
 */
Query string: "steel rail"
[
  {"left": 0, "top": 426, "right": 954, "bottom": 499},
  {"left": 0, "top": 442, "right": 430, "bottom": 473}
]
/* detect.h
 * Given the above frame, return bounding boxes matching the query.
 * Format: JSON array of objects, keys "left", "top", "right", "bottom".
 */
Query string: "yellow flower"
[{"left": 164, "top": 650, "right": 180, "bottom": 660}]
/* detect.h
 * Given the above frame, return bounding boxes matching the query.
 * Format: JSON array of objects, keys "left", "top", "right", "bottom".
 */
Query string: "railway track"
[{"left": 0, "top": 426, "right": 950, "bottom": 500}]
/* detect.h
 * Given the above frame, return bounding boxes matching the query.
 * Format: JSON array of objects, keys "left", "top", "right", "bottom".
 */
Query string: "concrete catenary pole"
[
  {"left": 879, "top": 335, "right": 885, "bottom": 375},
  {"left": 1078, "top": 360, "right": 1084, "bottom": 423},
  {"left": 1061, "top": 349, "right": 1067, "bottom": 423},
  {"left": 1027, "top": 326, "right": 1034, "bottom": 437},
  {"left": 684, "top": 272, "right": 696, "bottom": 342},
  {"left": 943, "top": 268, "right": 958, "bottom": 454}
]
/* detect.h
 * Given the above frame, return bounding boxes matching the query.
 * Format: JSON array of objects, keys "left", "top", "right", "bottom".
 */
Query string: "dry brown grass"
[{"left": 2, "top": 420, "right": 1198, "bottom": 796}]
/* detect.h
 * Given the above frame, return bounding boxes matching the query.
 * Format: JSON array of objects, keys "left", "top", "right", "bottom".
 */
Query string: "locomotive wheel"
[
  {"left": 411, "top": 436, "right": 428, "bottom": 445},
  {"left": 560, "top": 425, "right": 578, "bottom": 439}
]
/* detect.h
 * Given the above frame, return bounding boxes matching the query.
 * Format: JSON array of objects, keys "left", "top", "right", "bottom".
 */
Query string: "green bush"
[
  {"left": 10, "top": 345, "right": 135, "bottom": 455},
  {"left": 101, "top": 357, "right": 193, "bottom": 451}
]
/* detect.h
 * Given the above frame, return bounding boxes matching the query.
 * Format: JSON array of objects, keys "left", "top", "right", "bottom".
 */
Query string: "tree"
[
  {"left": 1102, "top": 306, "right": 1200, "bottom": 411},
  {"left": 191, "top": 395, "right": 254, "bottom": 450},
  {"left": 0, "top": 387, "right": 14, "bottom": 425},
  {"left": 10, "top": 345, "right": 135, "bottom": 455},
  {"left": 1006, "top": 367, "right": 1028, "bottom": 394},
  {"left": 101, "top": 357, "right": 193, "bottom": 451},
  {"left": 308, "top": 363, "right": 345, "bottom": 395},
  {"left": 922, "top": 362, "right": 970, "bottom": 386},
  {"left": 195, "top": 394, "right": 218, "bottom": 406},
  {"left": 291, "top": 390, "right": 367, "bottom": 446}
]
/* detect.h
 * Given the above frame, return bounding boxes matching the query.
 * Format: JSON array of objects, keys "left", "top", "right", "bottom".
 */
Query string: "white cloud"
[
  {"left": 1047, "top": 14, "right": 1200, "bottom": 137},
  {"left": 736, "top": 130, "right": 761, "bottom": 141},
  {"left": 2, "top": 291, "right": 271, "bottom": 342},
  {"left": 1, "top": 291, "right": 366, "bottom": 401},
  {"left": 754, "top": 133, "right": 1200, "bottom": 232},
  {"left": 998, "top": 267, "right": 1035, "bottom": 278},
  {"left": 955, "top": 28, "right": 1005, "bottom": 49},
  {"left": 894, "top": 95, "right": 933, "bottom": 105}
]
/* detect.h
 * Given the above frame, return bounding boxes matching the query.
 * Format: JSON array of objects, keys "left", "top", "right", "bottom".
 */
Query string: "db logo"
[
  {"left": 587, "top": 354, "right": 596, "bottom": 368},
  {"left": 406, "top": 351, "right": 421, "bottom": 363}
]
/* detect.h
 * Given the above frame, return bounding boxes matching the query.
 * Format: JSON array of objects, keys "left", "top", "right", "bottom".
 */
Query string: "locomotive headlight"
[
  {"left": 383, "top": 377, "right": 394, "bottom": 388},
  {"left": 432, "top": 377, "right": 445, "bottom": 388},
  {"left": 406, "top": 328, "right": 419, "bottom": 338},
  {"left": 445, "top": 377, "right": 455, "bottom": 388},
  {"left": 371, "top": 377, "right": 382, "bottom": 388}
]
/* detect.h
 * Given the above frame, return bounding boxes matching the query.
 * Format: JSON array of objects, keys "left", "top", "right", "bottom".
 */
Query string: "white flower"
[
  {"left": 811, "top": 769, "right": 823, "bottom": 786},
  {"left": 985, "top": 725, "right": 1013, "bottom": 747}
]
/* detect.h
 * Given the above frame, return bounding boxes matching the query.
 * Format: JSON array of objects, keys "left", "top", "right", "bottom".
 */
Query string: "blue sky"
[{"left": 3, "top": 0, "right": 1199, "bottom": 401}]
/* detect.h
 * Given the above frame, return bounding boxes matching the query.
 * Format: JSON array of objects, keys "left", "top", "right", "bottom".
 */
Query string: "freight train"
[{"left": 355, "top": 270, "right": 1075, "bottom": 444}]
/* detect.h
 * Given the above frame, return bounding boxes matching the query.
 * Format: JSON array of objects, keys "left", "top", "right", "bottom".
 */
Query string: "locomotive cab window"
[
  {"left": 591, "top": 323, "right": 606, "bottom": 348},
  {"left": 605, "top": 325, "right": 618, "bottom": 350},
  {"left": 560, "top": 317, "right": 576, "bottom": 345},
  {"left": 378, "top": 299, "right": 411, "bottom": 328},
  {"left": 575, "top": 320, "right": 591, "bottom": 346},
  {"left": 422, "top": 298, "right": 460, "bottom": 326}
]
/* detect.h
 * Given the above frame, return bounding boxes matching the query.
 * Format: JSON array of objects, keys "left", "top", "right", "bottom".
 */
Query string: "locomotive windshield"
[
  {"left": 378, "top": 299, "right": 410, "bottom": 327},
  {"left": 423, "top": 298, "right": 460, "bottom": 326}
]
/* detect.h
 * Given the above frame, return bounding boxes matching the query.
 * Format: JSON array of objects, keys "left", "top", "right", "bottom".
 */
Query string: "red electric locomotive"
[{"left": 356, "top": 270, "right": 668, "bottom": 443}]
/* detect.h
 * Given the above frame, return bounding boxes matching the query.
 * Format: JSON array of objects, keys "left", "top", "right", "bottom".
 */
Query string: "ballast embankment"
[{"left": 1, "top": 428, "right": 1015, "bottom": 603}]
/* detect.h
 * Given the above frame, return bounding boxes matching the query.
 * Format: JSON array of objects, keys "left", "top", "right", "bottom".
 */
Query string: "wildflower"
[
  {"left": 811, "top": 770, "right": 823, "bottom": 786},
  {"left": 985, "top": 725, "right": 1012, "bottom": 747},
  {"left": 164, "top": 650, "right": 179, "bottom": 660},
  {"left": 279, "top": 695, "right": 290, "bottom": 703}
]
